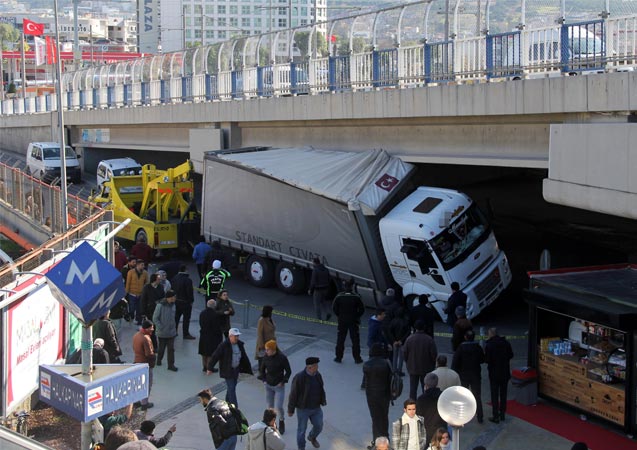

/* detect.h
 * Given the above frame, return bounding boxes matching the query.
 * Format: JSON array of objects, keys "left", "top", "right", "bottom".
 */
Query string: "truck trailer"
[{"left": 202, "top": 147, "right": 511, "bottom": 319}]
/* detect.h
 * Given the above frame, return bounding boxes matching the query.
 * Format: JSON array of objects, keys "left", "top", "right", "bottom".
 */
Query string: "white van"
[
  {"left": 96, "top": 158, "right": 142, "bottom": 187},
  {"left": 26, "top": 142, "right": 82, "bottom": 184}
]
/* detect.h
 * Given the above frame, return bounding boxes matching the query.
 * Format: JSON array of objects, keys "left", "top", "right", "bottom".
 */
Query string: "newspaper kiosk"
[{"left": 526, "top": 264, "right": 637, "bottom": 434}]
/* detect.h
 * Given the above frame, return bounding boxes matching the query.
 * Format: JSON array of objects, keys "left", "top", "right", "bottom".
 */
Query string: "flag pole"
[
  {"left": 0, "top": 46, "right": 4, "bottom": 102},
  {"left": 21, "top": 32, "right": 26, "bottom": 98},
  {"left": 53, "top": 0, "right": 69, "bottom": 233}
]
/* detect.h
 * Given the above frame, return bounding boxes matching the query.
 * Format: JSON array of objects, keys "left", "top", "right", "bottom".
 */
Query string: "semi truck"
[
  {"left": 90, "top": 160, "right": 199, "bottom": 251},
  {"left": 201, "top": 147, "right": 511, "bottom": 320}
]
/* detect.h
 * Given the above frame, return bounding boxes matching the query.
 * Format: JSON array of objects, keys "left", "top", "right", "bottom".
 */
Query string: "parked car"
[
  {"left": 26, "top": 142, "right": 81, "bottom": 184},
  {"left": 96, "top": 158, "right": 142, "bottom": 187}
]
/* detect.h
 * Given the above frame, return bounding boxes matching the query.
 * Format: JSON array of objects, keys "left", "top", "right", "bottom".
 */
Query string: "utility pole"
[{"left": 73, "top": 0, "right": 80, "bottom": 67}]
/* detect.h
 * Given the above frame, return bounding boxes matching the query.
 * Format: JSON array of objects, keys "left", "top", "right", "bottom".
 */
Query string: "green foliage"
[
  {"left": 0, "top": 23, "right": 19, "bottom": 50},
  {"left": 294, "top": 31, "right": 328, "bottom": 59},
  {"left": 336, "top": 36, "right": 367, "bottom": 56},
  {"left": 7, "top": 83, "right": 16, "bottom": 94}
]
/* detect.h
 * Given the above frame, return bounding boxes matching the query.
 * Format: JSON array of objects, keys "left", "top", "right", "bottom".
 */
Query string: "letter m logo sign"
[{"left": 65, "top": 260, "right": 101, "bottom": 285}]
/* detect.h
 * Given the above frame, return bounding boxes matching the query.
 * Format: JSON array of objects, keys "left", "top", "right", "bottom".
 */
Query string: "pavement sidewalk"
[{"left": 115, "top": 319, "right": 575, "bottom": 450}]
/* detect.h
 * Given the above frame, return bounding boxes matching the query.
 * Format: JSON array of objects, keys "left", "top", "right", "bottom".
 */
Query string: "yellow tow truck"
[{"left": 90, "top": 160, "right": 200, "bottom": 251}]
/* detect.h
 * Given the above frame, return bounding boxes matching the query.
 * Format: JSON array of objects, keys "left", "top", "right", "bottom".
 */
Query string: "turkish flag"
[
  {"left": 375, "top": 173, "right": 399, "bottom": 192},
  {"left": 23, "top": 18, "right": 44, "bottom": 36},
  {"left": 46, "top": 36, "right": 57, "bottom": 65}
]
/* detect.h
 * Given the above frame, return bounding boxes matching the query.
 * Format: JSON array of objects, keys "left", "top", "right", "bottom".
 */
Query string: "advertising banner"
[{"left": 6, "top": 284, "right": 65, "bottom": 412}]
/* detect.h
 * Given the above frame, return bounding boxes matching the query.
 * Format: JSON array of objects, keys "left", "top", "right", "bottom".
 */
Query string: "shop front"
[{"left": 526, "top": 264, "right": 637, "bottom": 434}]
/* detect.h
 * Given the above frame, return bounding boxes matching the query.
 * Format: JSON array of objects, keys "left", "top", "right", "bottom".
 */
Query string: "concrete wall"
[{"left": 543, "top": 123, "right": 637, "bottom": 219}]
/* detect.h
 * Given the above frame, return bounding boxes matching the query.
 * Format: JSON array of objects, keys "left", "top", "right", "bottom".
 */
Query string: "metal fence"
[
  {"left": 3, "top": 1, "right": 637, "bottom": 115},
  {"left": 0, "top": 163, "right": 106, "bottom": 289}
]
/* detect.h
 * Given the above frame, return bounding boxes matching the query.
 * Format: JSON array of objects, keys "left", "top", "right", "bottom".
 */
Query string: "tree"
[
  {"left": 294, "top": 31, "right": 328, "bottom": 59},
  {"left": 0, "top": 23, "right": 20, "bottom": 51}
]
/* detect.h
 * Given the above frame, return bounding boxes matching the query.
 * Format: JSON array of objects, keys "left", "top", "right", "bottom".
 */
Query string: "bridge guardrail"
[{"left": 3, "top": 16, "right": 637, "bottom": 117}]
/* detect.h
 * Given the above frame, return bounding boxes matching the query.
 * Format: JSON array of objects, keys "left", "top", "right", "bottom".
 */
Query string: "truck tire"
[
  {"left": 246, "top": 255, "right": 274, "bottom": 288},
  {"left": 275, "top": 262, "right": 306, "bottom": 294}
]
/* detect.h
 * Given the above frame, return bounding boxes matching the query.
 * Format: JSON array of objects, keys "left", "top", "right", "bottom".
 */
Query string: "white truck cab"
[{"left": 380, "top": 187, "right": 512, "bottom": 320}]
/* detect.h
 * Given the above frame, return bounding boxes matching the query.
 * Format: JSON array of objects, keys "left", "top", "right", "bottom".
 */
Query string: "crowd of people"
[{"left": 91, "top": 238, "right": 588, "bottom": 450}]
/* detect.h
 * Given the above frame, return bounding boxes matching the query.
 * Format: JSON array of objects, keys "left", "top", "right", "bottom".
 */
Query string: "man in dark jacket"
[
  {"left": 485, "top": 327, "right": 514, "bottom": 423},
  {"left": 451, "top": 306, "right": 473, "bottom": 351},
  {"left": 363, "top": 343, "right": 392, "bottom": 449},
  {"left": 445, "top": 282, "right": 467, "bottom": 328},
  {"left": 416, "top": 373, "right": 447, "bottom": 440},
  {"left": 201, "top": 260, "right": 231, "bottom": 301},
  {"left": 94, "top": 310, "right": 123, "bottom": 363},
  {"left": 258, "top": 340, "right": 292, "bottom": 434},
  {"left": 141, "top": 273, "right": 164, "bottom": 321},
  {"left": 207, "top": 328, "right": 253, "bottom": 407},
  {"left": 171, "top": 265, "right": 196, "bottom": 339},
  {"left": 452, "top": 329, "right": 485, "bottom": 423},
  {"left": 134, "top": 420, "right": 176, "bottom": 447},
  {"left": 288, "top": 357, "right": 326, "bottom": 450},
  {"left": 409, "top": 294, "right": 435, "bottom": 337},
  {"left": 332, "top": 279, "right": 365, "bottom": 363},
  {"left": 403, "top": 320, "right": 438, "bottom": 400},
  {"left": 215, "top": 289, "right": 235, "bottom": 338},
  {"left": 197, "top": 388, "right": 239, "bottom": 450},
  {"left": 308, "top": 257, "right": 331, "bottom": 321}
]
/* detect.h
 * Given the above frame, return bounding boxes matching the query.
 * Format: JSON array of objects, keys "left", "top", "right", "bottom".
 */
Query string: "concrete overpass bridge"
[{"left": 1, "top": 0, "right": 637, "bottom": 222}]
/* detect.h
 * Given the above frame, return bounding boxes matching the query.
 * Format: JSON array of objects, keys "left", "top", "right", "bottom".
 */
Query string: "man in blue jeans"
[
  {"left": 288, "top": 357, "right": 326, "bottom": 449},
  {"left": 207, "top": 328, "right": 253, "bottom": 407},
  {"left": 258, "top": 340, "right": 292, "bottom": 434}
]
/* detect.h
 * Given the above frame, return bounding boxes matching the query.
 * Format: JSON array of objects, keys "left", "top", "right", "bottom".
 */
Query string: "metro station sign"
[
  {"left": 39, "top": 364, "right": 149, "bottom": 422},
  {"left": 46, "top": 242, "right": 125, "bottom": 324}
]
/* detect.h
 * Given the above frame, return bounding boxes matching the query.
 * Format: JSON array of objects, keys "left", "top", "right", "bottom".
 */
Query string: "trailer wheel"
[
  {"left": 275, "top": 262, "right": 306, "bottom": 294},
  {"left": 246, "top": 255, "right": 274, "bottom": 287}
]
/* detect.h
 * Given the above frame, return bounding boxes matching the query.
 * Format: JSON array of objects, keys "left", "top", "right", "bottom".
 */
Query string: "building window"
[
  {"left": 195, "top": 29, "right": 202, "bottom": 38},
  {"left": 254, "top": 18, "right": 262, "bottom": 28},
  {"left": 218, "top": 5, "right": 226, "bottom": 14},
  {"left": 241, "top": 18, "right": 250, "bottom": 27},
  {"left": 300, "top": 19, "right": 307, "bottom": 26},
  {"left": 278, "top": 7, "right": 286, "bottom": 15},
  {"left": 218, "top": 17, "right": 227, "bottom": 27},
  {"left": 230, "top": 5, "right": 238, "bottom": 14},
  {"left": 278, "top": 18, "right": 287, "bottom": 27},
  {"left": 183, "top": 5, "right": 191, "bottom": 14},
  {"left": 194, "top": 5, "right": 202, "bottom": 14},
  {"left": 301, "top": 7, "right": 307, "bottom": 15},
  {"left": 195, "top": 17, "right": 203, "bottom": 26},
  {"left": 185, "top": 30, "right": 192, "bottom": 38},
  {"left": 185, "top": 17, "right": 192, "bottom": 26},
  {"left": 241, "top": 5, "right": 250, "bottom": 15},
  {"left": 218, "top": 30, "right": 227, "bottom": 39},
  {"left": 205, "top": 5, "right": 214, "bottom": 14},
  {"left": 206, "top": 30, "right": 215, "bottom": 38},
  {"left": 206, "top": 17, "right": 214, "bottom": 26},
  {"left": 230, "top": 18, "right": 238, "bottom": 27}
]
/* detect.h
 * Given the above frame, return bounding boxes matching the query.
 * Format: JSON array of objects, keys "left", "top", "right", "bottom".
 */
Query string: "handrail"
[{"left": 2, "top": 15, "right": 637, "bottom": 116}]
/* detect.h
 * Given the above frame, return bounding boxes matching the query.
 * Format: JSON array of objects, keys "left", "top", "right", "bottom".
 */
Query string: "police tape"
[{"left": 228, "top": 298, "right": 528, "bottom": 339}]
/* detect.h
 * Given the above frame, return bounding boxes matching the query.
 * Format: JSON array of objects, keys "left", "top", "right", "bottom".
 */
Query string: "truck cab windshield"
[{"left": 429, "top": 204, "right": 490, "bottom": 270}]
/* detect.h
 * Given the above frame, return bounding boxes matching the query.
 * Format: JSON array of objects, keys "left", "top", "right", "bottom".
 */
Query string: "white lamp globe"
[{"left": 437, "top": 386, "right": 477, "bottom": 426}]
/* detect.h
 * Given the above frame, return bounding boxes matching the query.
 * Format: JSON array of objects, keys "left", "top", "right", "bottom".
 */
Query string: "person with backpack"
[
  {"left": 197, "top": 388, "right": 246, "bottom": 450},
  {"left": 363, "top": 343, "right": 392, "bottom": 450},
  {"left": 246, "top": 408, "right": 286, "bottom": 450}
]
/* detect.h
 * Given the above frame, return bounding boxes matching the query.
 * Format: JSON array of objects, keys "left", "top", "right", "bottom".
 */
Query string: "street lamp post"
[{"left": 438, "top": 386, "right": 477, "bottom": 450}]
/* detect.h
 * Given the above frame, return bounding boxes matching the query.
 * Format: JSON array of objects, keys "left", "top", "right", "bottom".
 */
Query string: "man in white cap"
[
  {"left": 207, "top": 327, "right": 253, "bottom": 407},
  {"left": 200, "top": 259, "right": 231, "bottom": 301}
]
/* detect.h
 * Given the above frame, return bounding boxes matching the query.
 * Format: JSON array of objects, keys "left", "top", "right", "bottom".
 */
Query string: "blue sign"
[
  {"left": 46, "top": 242, "right": 125, "bottom": 324},
  {"left": 39, "top": 364, "right": 150, "bottom": 422}
]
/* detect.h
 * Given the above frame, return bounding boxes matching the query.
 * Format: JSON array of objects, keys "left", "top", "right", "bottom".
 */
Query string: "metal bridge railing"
[{"left": 4, "top": 14, "right": 637, "bottom": 117}]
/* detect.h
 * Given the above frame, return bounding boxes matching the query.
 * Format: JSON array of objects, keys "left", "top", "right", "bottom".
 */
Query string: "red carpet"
[{"left": 505, "top": 400, "right": 637, "bottom": 450}]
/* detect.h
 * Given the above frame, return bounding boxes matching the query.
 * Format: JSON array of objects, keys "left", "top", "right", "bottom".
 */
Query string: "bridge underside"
[{"left": 1, "top": 73, "right": 637, "bottom": 219}]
